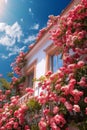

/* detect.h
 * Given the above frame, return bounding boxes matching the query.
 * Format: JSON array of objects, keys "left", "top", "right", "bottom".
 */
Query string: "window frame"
[
  {"left": 27, "top": 69, "right": 34, "bottom": 88},
  {"left": 45, "top": 44, "right": 63, "bottom": 73},
  {"left": 25, "top": 60, "right": 37, "bottom": 89},
  {"left": 50, "top": 53, "right": 63, "bottom": 73}
]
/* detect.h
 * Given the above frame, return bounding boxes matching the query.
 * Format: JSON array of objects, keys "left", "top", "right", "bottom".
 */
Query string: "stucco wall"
[
  {"left": 23, "top": 0, "right": 81, "bottom": 96},
  {"left": 26, "top": 40, "right": 52, "bottom": 95}
]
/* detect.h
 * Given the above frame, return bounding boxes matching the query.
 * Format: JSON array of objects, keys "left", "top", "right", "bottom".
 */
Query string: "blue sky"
[{"left": 0, "top": 0, "right": 71, "bottom": 79}]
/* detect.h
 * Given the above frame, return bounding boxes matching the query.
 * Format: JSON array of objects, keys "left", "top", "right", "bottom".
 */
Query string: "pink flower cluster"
[
  {"left": 12, "top": 52, "right": 26, "bottom": 76},
  {"left": 0, "top": 0, "right": 87, "bottom": 129},
  {"left": 0, "top": 95, "right": 30, "bottom": 130},
  {"left": 37, "top": 0, "right": 87, "bottom": 129}
]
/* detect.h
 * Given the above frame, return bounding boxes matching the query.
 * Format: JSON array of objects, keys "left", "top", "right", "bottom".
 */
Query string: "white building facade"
[{"left": 19, "top": 0, "right": 81, "bottom": 103}]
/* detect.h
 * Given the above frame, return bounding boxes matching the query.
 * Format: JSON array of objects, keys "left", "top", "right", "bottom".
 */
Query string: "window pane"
[
  {"left": 50, "top": 53, "right": 63, "bottom": 73},
  {"left": 28, "top": 71, "right": 34, "bottom": 87},
  {"left": 53, "top": 55, "right": 58, "bottom": 72},
  {"left": 57, "top": 53, "right": 63, "bottom": 69}
]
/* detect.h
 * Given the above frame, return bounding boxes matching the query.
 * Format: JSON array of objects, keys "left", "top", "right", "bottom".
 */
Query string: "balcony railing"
[{"left": 18, "top": 93, "right": 30, "bottom": 105}]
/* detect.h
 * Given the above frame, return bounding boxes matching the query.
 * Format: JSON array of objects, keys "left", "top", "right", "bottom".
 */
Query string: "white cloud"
[
  {"left": 0, "top": 22, "right": 23, "bottom": 47},
  {"left": 0, "top": 46, "right": 26, "bottom": 60},
  {"left": 28, "top": 8, "right": 34, "bottom": 16},
  {"left": 0, "top": 23, "right": 6, "bottom": 31},
  {"left": 20, "top": 18, "right": 23, "bottom": 22},
  {"left": 29, "top": 8, "right": 32, "bottom": 13},
  {"left": 30, "top": 23, "right": 39, "bottom": 30},
  {"left": 24, "top": 35, "right": 36, "bottom": 44},
  {"left": 0, "top": 22, "right": 26, "bottom": 60},
  {"left": 0, "top": 45, "right": 26, "bottom": 60},
  {"left": 0, "top": 35, "right": 15, "bottom": 46},
  {"left": 7, "top": 46, "right": 26, "bottom": 57},
  {"left": 0, "top": 54, "right": 8, "bottom": 59}
]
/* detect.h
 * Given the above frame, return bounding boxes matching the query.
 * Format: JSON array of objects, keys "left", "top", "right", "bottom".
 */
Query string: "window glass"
[
  {"left": 50, "top": 53, "right": 63, "bottom": 73},
  {"left": 28, "top": 71, "right": 34, "bottom": 87}
]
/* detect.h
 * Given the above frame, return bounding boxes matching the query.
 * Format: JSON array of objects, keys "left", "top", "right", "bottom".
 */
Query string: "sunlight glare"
[
  {"left": 0, "top": 0, "right": 7, "bottom": 16},
  {"left": 5, "top": 0, "right": 7, "bottom": 4}
]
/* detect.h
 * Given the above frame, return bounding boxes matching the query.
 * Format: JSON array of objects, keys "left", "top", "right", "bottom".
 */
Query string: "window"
[
  {"left": 50, "top": 53, "right": 63, "bottom": 73},
  {"left": 27, "top": 70, "right": 34, "bottom": 88},
  {"left": 25, "top": 60, "right": 37, "bottom": 88},
  {"left": 45, "top": 44, "right": 63, "bottom": 73}
]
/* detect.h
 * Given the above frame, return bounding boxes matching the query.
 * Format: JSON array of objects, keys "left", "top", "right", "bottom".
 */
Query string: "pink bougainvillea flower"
[
  {"left": 84, "top": 97, "right": 87, "bottom": 103},
  {"left": 73, "top": 105, "right": 80, "bottom": 112},
  {"left": 53, "top": 106, "right": 59, "bottom": 114}
]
